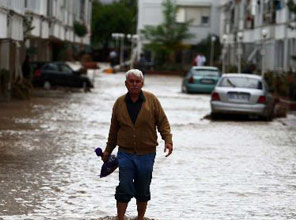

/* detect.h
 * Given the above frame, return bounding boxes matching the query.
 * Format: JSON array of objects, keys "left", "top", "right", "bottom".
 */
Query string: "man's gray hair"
[{"left": 126, "top": 69, "right": 144, "bottom": 81}]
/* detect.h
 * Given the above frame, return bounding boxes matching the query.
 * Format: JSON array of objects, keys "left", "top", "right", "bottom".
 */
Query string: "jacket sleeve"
[
  {"left": 105, "top": 100, "right": 120, "bottom": 154},
  {"left": 154, "top": 96, "right": 173, "bottom": 144}
]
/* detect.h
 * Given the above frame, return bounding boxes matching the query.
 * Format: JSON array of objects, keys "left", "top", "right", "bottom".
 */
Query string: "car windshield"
[
  {"left": 192, "top": 69, "right": 219, "bottom": 77},
  {"left": 219, "top": 76, "right": 263, "bottom": 90}
]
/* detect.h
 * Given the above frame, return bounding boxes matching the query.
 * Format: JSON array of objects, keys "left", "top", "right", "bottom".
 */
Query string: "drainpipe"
[{"left": 283, "top": 2, "right": 289, "bottom": 72}]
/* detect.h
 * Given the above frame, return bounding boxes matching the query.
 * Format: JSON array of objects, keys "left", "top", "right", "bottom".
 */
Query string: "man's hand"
[
  {"left": 164, "top": 143, "right": 173, "bottom": 157},
  {"left": 102, "top": 151, "right": 110, "bottom": 162}
]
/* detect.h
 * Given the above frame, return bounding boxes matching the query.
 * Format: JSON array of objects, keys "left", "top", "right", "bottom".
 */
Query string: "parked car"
[
  {"left": 181, "top": 66, "right": 221, "bottom": 93},
  {"left": 32, "top": 62, "right": 93, "bottom": 91},
  {"left": 31, "top": 61, "right": 48, "bottom": 75},
  {"left": 210, "top": 73, "right": 275, "bottom": 120}
]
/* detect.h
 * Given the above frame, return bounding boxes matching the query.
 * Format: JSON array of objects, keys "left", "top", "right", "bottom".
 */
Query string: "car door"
[
  {"left": 58, "top": 63, "right": 81, "bottom": 88},
  {"left": 57, "top": 63, "right": 74, "bottom": 87},
  {"left": 41, "top": 63, "right": 60, "bottom": 85}
]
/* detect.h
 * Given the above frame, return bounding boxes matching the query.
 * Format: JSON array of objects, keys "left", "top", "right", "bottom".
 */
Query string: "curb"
[{"left": 279, "top": 99, "right": 296, "bottom": 111}]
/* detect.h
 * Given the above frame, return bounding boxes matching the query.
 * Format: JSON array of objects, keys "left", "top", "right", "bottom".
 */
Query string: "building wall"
[
  {"left": 220, "top": 0, "right": 296, "bottom": 72},
  {"left": 137, "top": 0, "right": 221, "bottom": 59}
]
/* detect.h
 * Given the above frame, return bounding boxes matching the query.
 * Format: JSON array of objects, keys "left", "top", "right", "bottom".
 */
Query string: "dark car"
[{"left": 32, "top": 62, "right": 93, "bottom": 92}]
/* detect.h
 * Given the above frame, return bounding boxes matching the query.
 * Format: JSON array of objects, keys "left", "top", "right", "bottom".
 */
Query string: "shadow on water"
[
  {"left": 203, "top": 113, "right": 268, "bottom": 122},
  {"left": 93, "top": 217, "right": 158, "bottom": 220}
]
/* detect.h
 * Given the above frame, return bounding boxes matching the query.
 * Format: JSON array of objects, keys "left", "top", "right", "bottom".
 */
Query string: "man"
[
  {"left": 110, "top": 50, "right": 117, "bottom": 69},
  {"left": 194, "top": 53, "right": 206, "bottom": 66},
  {"left": 102, "top": 69, "right": 173, "bottom": 220},
  {"left": 136, "top": 53, "right": 147, "bottom": 75}
]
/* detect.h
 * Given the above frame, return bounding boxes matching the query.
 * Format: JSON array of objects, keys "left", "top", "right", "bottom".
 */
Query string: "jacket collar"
[{"left": 125, "top": 90, "right": 146, "bottom": 103}]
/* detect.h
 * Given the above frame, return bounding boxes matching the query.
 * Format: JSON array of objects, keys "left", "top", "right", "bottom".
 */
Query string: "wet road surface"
[{"left": 0, "top": 67, "right": 296, "bottom": 220}]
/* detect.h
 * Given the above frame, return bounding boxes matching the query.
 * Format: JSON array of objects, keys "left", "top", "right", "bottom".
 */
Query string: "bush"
[
  {"left": 264, "top": 71, "right": 296, "bottom": 101},
  {"left": 11, "top": 79, "right": 33, "bottom": 100}
]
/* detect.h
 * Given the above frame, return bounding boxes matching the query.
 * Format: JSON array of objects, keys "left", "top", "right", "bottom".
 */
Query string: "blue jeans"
[{"left": 115, "top": 151, "right": 156, "bottom": 203}]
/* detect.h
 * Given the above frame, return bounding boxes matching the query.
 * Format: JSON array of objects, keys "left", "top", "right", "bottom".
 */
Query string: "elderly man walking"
[{"left": 102, "top": 69, "right": 173, "bottom": 220}]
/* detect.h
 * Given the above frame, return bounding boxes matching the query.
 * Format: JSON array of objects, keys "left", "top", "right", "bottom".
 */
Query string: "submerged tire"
[{"left": 43, "top": 81, "right": 51, "bottom": 90}]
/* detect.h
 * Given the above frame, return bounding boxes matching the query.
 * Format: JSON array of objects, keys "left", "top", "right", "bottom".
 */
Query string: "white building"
[
  {"left": 220, "top": 0, "right": 296, "bottom": 73},
  {"left": 0, "top": 0, "right": 93, "bottom": 100},
  {"left": 137, "top": 0, "right": 221, "bottom": 62}
]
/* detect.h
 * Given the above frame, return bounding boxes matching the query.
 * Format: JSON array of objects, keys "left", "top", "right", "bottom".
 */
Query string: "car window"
[
  {"left": 219, "top": 77, "right": 263, "bottom": 90},
  {"left": 192, "top": 69, "right": 220, "bottom": 77},
  {"left": 43, "top": 63, "right": 58, "bottom": 71},
  {"left": 59, "top": 64, "right": 73, "bottom": 74}
]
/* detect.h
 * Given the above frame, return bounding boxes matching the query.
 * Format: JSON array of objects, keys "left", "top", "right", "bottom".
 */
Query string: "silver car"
[{"left": 210, "top": 74, "right": 275, "bottom": 120}]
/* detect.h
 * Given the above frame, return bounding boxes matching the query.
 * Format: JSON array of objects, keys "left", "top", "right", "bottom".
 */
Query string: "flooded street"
[{"left": 1, "top": 67, "right": 296, "bottom": 220}]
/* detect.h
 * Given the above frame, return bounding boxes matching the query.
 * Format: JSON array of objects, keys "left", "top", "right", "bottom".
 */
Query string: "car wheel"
[
  {"left": 43, "top": 81, "right": 51, "bottom": 90},
  {"left": 211, "top": 112, "right": 220, "bottom": 120},
  {"left": 83, "top": 81, "right": 90, "bottom": 93},
  {"left": 181, "top": 83, "right": 188, "bottom": 93}
]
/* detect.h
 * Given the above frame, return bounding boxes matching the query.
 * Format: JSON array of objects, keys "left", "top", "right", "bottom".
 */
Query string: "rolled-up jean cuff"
[
  {"left": 115, "top": 196, "right": 131, "bottom": 203},
  {"left": 135, "top": 196, "right": 151, "bottom": 202}
]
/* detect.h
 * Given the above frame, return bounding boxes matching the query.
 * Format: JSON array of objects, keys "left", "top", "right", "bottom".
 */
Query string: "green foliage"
[
  {"left": 91, "top": 1, "right": 137, "bottom": 48},
  {"left": 288, "top": 0, "right": 296, "bottom": 17},
  {"left": 288, "top": 0, "right": 296, "bottom": 61},
  {"left": 23, "top": 16, "right": 35, "bottom": 40},
  {"left": 264, "top": 71, "right": 296, "bottom": 101},
  {"left": 141, "top": 0, "right": 193, "bottom": 65},
  {"left": 11, "top": 80, "right": 33, "bottom": 100},
  {"left": 74, "top": 21, "right": 88, "bottom": 38}
]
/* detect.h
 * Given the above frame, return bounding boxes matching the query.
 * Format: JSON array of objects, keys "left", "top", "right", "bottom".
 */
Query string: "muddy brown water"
[{"left": 1, "top": 70, "right": 296, "bottom": 220}]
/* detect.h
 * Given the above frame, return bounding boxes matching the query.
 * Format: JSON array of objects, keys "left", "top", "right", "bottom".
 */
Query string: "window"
[
  {"left": 201, "top": 16, "right": 209, "bottom": 25},
  {"left": 193, "top": 69, "right": 219, "bottom": 77},
  {"left": 44, "top": 63, "right": 58, "bottom": 71},
  {"left": 219, "top": 77, "right": 263, "bottom": 90},
  {"left": 59, "top": 64, "right": 73, "bottom": 74},
  {"left": 176, "top": 6, "right": 210, "bottom": 26}
]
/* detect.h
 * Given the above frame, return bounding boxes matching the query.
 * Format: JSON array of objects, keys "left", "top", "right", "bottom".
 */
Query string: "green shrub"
[
  {"left": 0, "top": 69, "right": 10, "bottom": 95},
  {"left": 264, "top": 71, "right": 296, "bottom": 100}
]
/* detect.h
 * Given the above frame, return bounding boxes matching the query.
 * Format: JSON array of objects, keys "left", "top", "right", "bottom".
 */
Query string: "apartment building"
[
  {"left": 0, "top": 0, "right": 92, "bottom": 100},
  {"left": 220, "top": 0, "right": 296, "bottom": 73},
  {"left": 137, "top": 0, "right": 221, "bottom": 61}
]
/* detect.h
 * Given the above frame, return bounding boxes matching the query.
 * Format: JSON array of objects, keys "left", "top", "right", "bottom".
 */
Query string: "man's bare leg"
[
  {"left": 117, "top": 202, "right": 128, "bottom": 220},
  {"left": 136, "top": 200, "right": 147, "bottom": 220}
]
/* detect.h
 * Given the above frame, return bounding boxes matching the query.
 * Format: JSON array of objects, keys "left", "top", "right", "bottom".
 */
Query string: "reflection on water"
[{"left": 1, "top": 72, "right": 296, "bottom": 220}]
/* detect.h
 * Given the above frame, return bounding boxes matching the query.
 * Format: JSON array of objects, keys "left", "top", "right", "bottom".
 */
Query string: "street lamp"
[
  {"left": 210, "top": 35, "right": 216, "bottom": 66},
  {"left": 127, "top": 34, "right": 138, "bottom": 68},
  {"left": 222, "top": 34, "right": 228, "bottom": 74},
  {"left": 261, "top": 29, "right": 268, "bottom": 76},
  {"left": 237, "top": 31, "right": 243, "bottom": 73},
  {"left": 111, "top": 33, "right": 125, "bottom": 68}
]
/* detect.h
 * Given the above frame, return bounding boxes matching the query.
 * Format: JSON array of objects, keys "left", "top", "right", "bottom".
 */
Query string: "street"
[{"left": 1, "top": 68, "right": 296, "bottom": 220}]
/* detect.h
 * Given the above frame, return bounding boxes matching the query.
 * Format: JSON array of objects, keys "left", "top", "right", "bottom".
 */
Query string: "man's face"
[{"left": 125, "top": 74, "right": 144, "bottom": 95}]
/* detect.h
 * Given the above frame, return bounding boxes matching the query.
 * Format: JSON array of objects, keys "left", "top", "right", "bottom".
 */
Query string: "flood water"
[{"left": 1, "top": 66, "right": 296, "bottom": 220}]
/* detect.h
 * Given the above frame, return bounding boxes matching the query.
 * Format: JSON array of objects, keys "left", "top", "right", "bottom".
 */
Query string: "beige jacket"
[{"left": 105, "top": 90, "right": 172, "bottom": 155}]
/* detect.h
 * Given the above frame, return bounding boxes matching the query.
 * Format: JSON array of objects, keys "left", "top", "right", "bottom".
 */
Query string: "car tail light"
[
  {"left": 211, "top": 92, "right": 220, "bottom": 101},
  {"left": 257, "top": 95, "right": 266, "bottom": 103},
  {"left": 188, "top": 76, "right": 194, "bottom": 84},
  {"left": 34, "top": 69, "right": 41, "bottom": 77}
]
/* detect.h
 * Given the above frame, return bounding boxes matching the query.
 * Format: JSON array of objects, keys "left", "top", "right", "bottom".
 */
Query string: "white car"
[{"left": 210, "top": 74, "right": 275, "bottom": 120}]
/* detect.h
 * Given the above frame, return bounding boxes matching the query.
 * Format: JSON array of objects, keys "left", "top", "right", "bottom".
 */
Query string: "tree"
[
  {"left": 91, "top": 1, "right": 136, "bottom": 49},
  {"left": 73, "top": 21, "right": 88, "bottom": 38},
  {"left": 287, "top": 0, "right": 296, "bottom": 60},
  {"left": 141, "top": 0, "right": 193, "bottom": 66}
]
